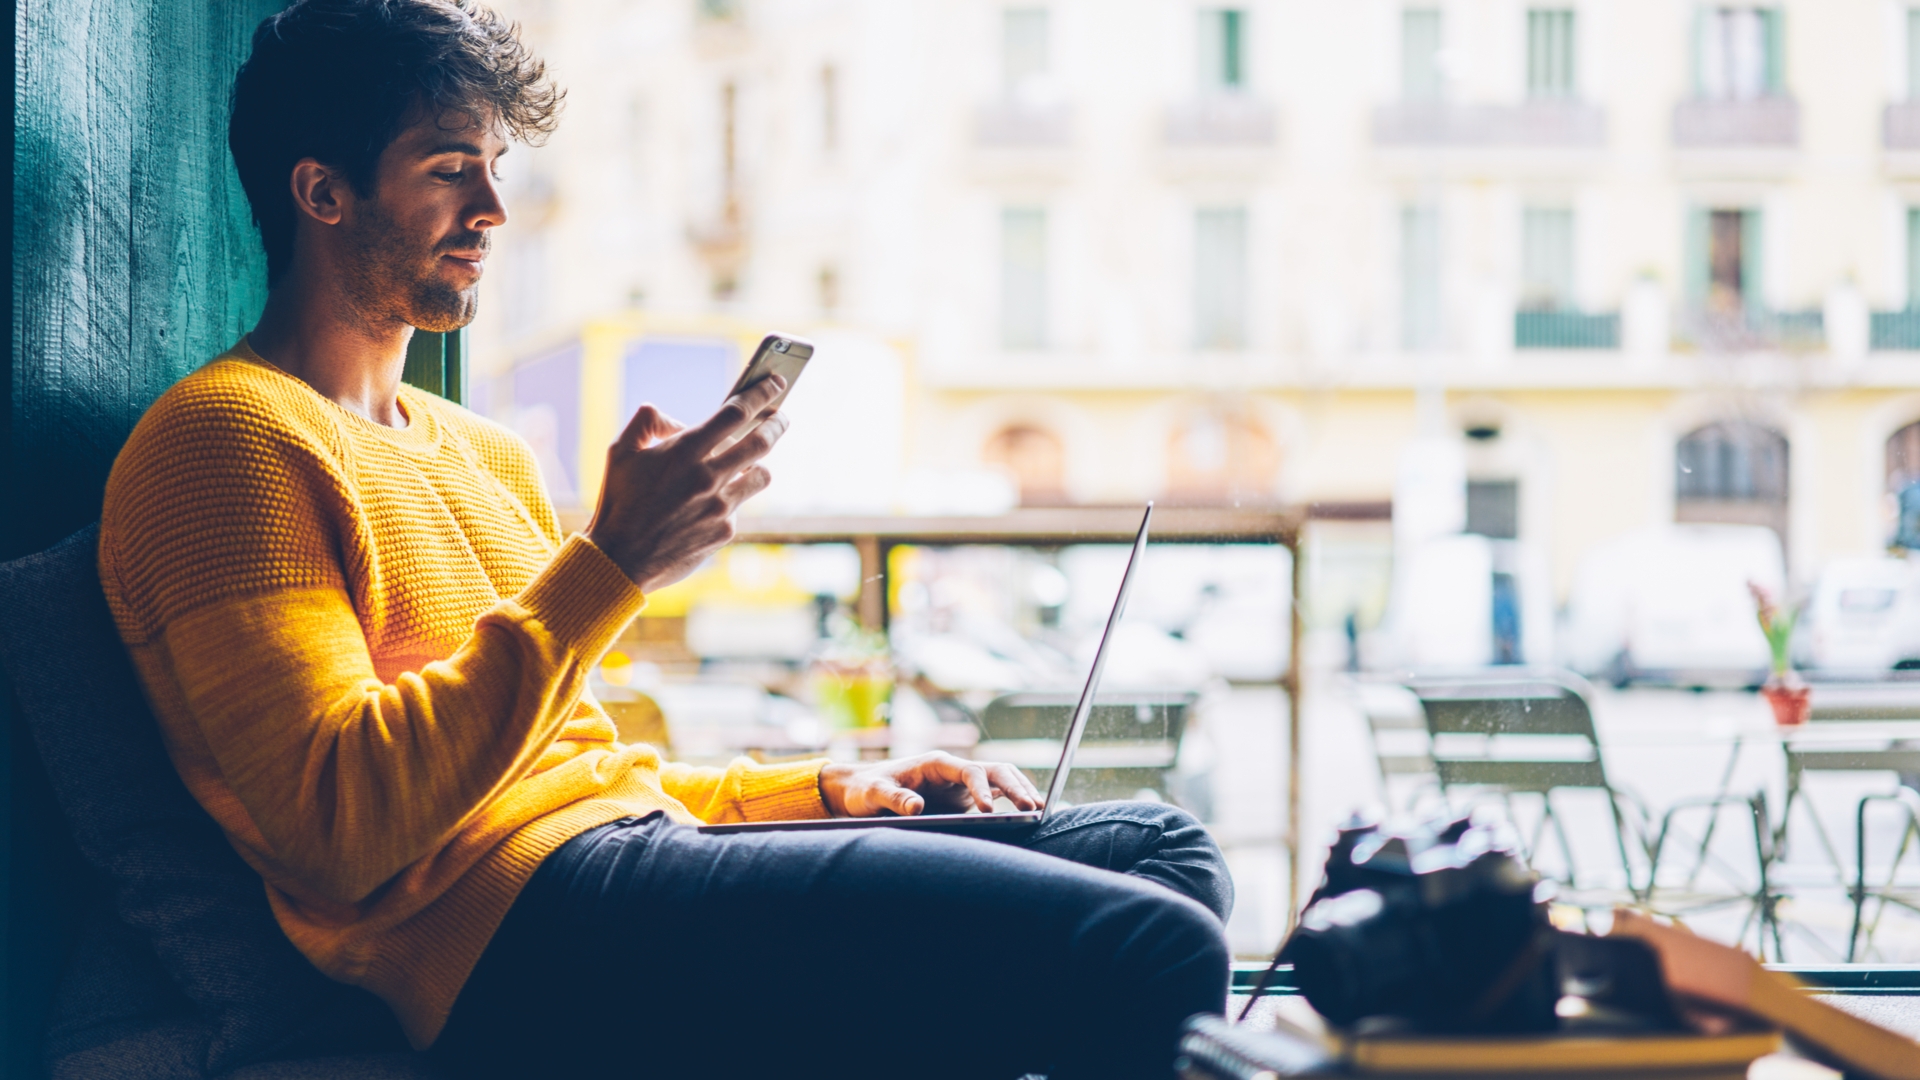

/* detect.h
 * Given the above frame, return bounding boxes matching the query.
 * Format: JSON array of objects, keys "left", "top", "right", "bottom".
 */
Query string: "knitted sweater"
[{"left": 99, "top": 340, "right": 830, "bottom": 1048}]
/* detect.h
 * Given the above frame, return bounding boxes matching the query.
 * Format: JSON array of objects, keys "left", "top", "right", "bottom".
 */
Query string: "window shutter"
[
  {"left": 1741, "top": 208, "right": 1765, "bottom": 313},
  {"left": 1690, "top": 4, "right": 1706, "bottom": 98},
  {"left": 1762, "top": 7, "right": 1784, "bottom": 96},
  {"left": 1684, "top": 206, "right": 1710, "bottom": 308}
]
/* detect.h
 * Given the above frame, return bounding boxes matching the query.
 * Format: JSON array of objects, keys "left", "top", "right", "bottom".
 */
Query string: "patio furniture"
[
  {"left": 1353, "top": 682, "right": 1437, "bottom": 814},
  {"left": 1851, "top": 787, "right": 1920, "bottom": 961},
  {"left": 973, "top": 690, "right": 1198, "bottom": 804},
  {"left": 1405, "top": 670, "right": 1644, "bottom": 906}
]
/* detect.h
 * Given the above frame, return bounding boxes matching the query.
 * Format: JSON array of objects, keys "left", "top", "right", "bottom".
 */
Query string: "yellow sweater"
[{"left": 99, "top": 340, "right": 830, "bottom": 1048}]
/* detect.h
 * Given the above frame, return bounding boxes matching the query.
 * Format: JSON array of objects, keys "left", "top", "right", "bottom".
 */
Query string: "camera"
[{"left": 1282, "top": 815, "right": 1559, "bottom": 1032}]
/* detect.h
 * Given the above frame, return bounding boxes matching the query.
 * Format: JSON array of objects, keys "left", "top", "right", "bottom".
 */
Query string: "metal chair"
[
  {"left": 1850, "top": 786, "right": 1920, "bottom": 961},
  {"left": 1353, "top": 681, "right": 1438, "bottom": 814},
  {"left": 974, "top": 690, "right": 1197, "bottom": 805},
  {"left": 1405, "top": 670, "right": 1644, "bottom": 907}
]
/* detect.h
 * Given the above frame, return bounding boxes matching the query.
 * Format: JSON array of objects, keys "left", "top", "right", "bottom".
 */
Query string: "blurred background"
[{"left": 463, "top": 0, "right": 1920, "bottom": 963}]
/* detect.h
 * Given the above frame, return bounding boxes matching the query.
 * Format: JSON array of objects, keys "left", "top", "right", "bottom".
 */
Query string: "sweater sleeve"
[
  {"left": 103, "top": 395, "right": 646, "bottom": 906},
  {"left": 658, "top": 758, "right": 832, "bottom": 824}
]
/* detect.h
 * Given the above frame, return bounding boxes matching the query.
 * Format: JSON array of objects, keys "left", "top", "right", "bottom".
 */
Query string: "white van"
[
  {"left": 1799, "top": 556, "right": 1920, "bottom": 675},
  {"left": 1562, "top": 524, "right": 1785, "bottom": 687}
]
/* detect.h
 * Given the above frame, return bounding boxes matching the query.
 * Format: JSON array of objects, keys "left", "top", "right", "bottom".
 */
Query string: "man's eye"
[{"left": 433, "top": 170, "right": 462, "bottom": 182}]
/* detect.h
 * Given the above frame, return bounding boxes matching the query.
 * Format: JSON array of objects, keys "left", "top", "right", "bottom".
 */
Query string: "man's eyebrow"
[{"left": 419, "top": 141, "right": 490, "bottom": 158}]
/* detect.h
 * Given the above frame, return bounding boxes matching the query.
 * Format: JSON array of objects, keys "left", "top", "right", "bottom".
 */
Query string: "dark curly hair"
[{"left": 229, "top": 0, "right": 562, "bottom": 285}]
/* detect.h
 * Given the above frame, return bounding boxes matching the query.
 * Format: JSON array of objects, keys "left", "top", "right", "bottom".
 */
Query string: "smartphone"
[{"left": 728, "top": 334, "right": 814, "bottom": 413}]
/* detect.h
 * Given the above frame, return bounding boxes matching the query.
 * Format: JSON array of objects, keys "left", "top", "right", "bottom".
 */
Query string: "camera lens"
[{"left": 773, "top": 339, "right": 790, "bottom": 353}]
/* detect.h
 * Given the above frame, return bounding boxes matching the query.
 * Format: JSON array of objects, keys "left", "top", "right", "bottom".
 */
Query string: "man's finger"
[
  {"left": 614, "top": 403, "right": 685, "bottom": 450},
  {"left": 709, "top": 411, "right": 790, "bottom": 475},
  {"left": 875, "top": 781, "right": 923, "bottom": 817},
  {"left": 719, "top": 464, "right": 773, "bottom": 506},
  {"left": 684, "top": 375, "right": 786, "bottom": 455},
  {"left": 985, "top": 763, "right": 1041, "bottom": 810}
]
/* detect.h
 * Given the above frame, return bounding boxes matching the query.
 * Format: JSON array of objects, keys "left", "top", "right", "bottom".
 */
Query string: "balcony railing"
[
  {"left": 1886, "top": 103, "right": 1920, "bottom": 150},
  {"left": 1872, "top": 309, "right": 1920, "bottom": 350},
  {"left": 1370, "top": 101, "right": 1604, "bottom": 148},
  {"left": 974, "top": 100, "right": 1071, "bottom": 148},
  {"left": 1678, "top": 306, "right": 1825, "bottom": 351},
  {"left": 1514, "top": 310, "right": 1620, "bottom": 350},
  {"left": 1164, "top": 96, "right": 1277, "bottom": 147},
  {"left": 1671, "top": 98, "right": 1799, "bottom": 148}
]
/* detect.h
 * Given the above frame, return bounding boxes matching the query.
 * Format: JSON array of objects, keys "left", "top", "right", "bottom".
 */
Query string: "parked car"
[
  {"left": 1797, "top": 556, "right": 1920, "bottom": 675},
  {"left": 1562, "top": 524, "right": 1785, "bottom": 688}
]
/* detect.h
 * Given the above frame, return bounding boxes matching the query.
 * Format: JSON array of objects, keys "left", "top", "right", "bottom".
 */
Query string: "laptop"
[{"left": 697, "top": 503, "right": 1154, "bottom": 837}]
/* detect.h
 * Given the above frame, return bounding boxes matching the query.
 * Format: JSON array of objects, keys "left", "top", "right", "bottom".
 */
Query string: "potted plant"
[{"left": 1749, "top": 582, "right": 1809, "bottom": 726}]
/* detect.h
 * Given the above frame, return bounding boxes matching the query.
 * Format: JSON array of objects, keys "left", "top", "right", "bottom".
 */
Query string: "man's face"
[{"left": 337, "top": 108, "right": 510, "bottom": 333}]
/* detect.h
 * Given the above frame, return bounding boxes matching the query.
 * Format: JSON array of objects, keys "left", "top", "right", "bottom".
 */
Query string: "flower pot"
[{"left": 1760, "top": 677, "right": 1811, "bottom": 727}]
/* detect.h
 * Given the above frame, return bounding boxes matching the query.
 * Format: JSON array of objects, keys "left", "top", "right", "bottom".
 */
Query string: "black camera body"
[{"left": 1283, "top": 815, "right": 1561, "bottom": 1032}]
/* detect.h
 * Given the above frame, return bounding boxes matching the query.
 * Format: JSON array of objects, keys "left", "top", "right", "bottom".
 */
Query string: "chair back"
[
  {"left": 1407, "top": 671, "right": 1611, "bottom": 793},
  {"left": 975, "top": 690, "right": 1196, "bottom": 803}
]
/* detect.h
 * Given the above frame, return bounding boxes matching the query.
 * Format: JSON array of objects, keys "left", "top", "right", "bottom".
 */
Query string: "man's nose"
[{"left": 467, "top": 172, "right": 508, "bottom": 231}]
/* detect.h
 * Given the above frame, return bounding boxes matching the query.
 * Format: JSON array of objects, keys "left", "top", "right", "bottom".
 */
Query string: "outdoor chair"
[
  {"left": 1352, "top": 682, "right": 1438, "bottom": 815},
  {"left": 973, "top": 690, "right": 1197, "bottom": 805},
  {"left": 1404, "top": 670, "right": 1645, "bottom": 908},
  {"left": 1850, "top": 787, "right": 1920, "bottom": 962}
]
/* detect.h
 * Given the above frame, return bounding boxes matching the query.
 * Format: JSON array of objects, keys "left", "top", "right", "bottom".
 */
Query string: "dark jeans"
[{"left": 434, "top": 801, "right": 1233, "bottom": 1080}]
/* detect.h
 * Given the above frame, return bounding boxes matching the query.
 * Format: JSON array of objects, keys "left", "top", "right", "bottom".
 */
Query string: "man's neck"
[{"left": 248, "top": 264, "right": 413, "bottom": 429}]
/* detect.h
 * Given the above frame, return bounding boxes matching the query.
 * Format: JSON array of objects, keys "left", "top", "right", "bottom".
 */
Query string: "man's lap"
[{"left": 435, "top": 800, "right": 1232, "bottom": 1079}]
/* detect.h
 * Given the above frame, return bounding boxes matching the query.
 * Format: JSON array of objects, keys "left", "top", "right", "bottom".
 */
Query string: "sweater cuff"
[
  {"left": 734, "top": 758, "right": 832, "bottom": 821},
  {"left": 512, "top": 534, "right": 647, "bottom": 664}
]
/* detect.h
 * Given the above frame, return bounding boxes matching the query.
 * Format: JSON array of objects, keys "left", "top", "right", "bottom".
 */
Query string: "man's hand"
[
  {"left": 818, "top": 752, "right": 1045, "bottom": 817},
  {"left": 585, "top": 376, "right": 789, "bottom": 593}
]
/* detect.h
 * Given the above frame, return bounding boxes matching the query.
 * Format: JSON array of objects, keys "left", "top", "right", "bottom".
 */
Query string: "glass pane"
[
  {"left": 1526, "top": 9, "right": 1576, "bottom": 99},
  {"left": 1195, "top": 206, "right": 1248, "bottom": 350},
  {"left": 1003, "top": 7, "right": 1049, "bottom": 95},
  {"left": 1700, "top": 7, "right": 1769, "bottom": 100},
  {"left": 1001, "top": 206, "right": 1048, "bottom": 349},
  {"left": 1521, "top": 206, "right": 1575, "bottom": 310},
  {"left": 1401, "top": 203, "right": 1442, "bottom": 349},
  {"left": 1402, "top": 8, "right": 1443, "bottom": 100}
]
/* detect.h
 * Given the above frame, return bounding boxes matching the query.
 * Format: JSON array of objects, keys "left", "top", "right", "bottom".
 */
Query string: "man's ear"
[{"left": 288, "top": 158, "right": 349, "bottom": 227}]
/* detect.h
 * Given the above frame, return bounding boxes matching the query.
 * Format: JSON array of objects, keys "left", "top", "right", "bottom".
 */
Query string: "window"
[
  {"left": 1401, "top": 203, "right": 1443, "bottom": 349},
  {"left": 1466, "top": 480, "right": 1520, "bottom": 540},
  {"left": 1909, "top": 7, "right": 1920, "bottom": 101},
  {"left": 984, "top": 424, "right": 1068, "bottom": 504},
  {"left": 1674, "top": 422, "right": 1790, "bottom": 538},
  {"left": 1198, "top": 9, "right": 1246, "bottom": 92},
  {"left": 1001, "top": 207, "right": 1048, "bottom": 349},
  {"left": 1526, "top": 9, "right": 1577, "bottom": 100},
  {"left": 1002, "top": 7, "right": 1049, "bottom": 96},
  {"left": 1696, "top": 6, "right": 1783, "bottom": 101},
  {"left": 1167, "top": 408, "right": 1280, "bottom": 503},
  {"left": 1520, "top": 206, "right": 1575, "bottom": 311},
  {"left": 1685, "top": 207, "right": 1762, "bottom": 314},
  {"left": 1909, "top": 207, "right": 1920, "bottom": 309},
  {"left": 1402, "top": 8, "right": 1444, "bottom": 101},
  {"left": 1194, "top": 207, "right": 1248, "bottom": 350}
]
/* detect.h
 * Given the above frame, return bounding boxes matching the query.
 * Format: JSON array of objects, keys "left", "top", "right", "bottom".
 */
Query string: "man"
[{"left": 99, "top": 2, "right": 1232, "bottom": 1076}]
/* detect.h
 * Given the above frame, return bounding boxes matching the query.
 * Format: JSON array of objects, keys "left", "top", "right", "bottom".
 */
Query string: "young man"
[{"left": 99, "top": 2, "right": 1231, "bottom": 1076}]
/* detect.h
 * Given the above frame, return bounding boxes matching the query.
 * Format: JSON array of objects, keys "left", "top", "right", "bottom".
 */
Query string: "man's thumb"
[{"left": 881, "top": 783, "right": 924, "bottom": 816}]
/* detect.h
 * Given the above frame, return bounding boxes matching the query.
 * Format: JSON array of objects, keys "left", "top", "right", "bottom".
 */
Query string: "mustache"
[{"left": 435, "top": 233, "right": 491, "bottom": 257}]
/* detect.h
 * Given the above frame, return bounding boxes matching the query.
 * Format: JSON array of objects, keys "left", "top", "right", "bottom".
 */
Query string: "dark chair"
[{"left": 0, "top": 527, "right": 441, "bottom": 1079}]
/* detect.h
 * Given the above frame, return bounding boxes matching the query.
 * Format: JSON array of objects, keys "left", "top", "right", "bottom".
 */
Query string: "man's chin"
[{"left": 408, "top": 287, "right": 479, "bottom": 334}]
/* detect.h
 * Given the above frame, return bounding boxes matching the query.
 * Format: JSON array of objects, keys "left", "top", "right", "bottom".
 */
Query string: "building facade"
[{"left": 473, "top": 0, "right": 1920, "bottom": 655}]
